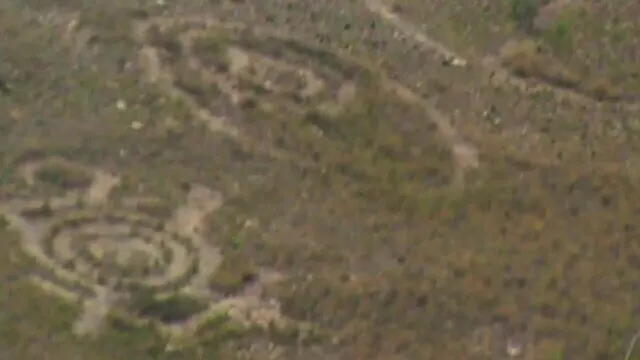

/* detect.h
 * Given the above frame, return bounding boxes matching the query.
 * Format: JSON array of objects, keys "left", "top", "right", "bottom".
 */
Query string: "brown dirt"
[{"left": 0, "top": 0, "right": 639, "bottom": 359}]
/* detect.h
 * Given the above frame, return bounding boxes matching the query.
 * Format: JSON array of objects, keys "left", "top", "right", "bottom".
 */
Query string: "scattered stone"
[
  {"left": 130, "top": 121, "right": 144, "bottom": 130},
  {"left": 442, "top": 56, "right": 467, "bottom": 67},
  {"left": 506, "top": 337, "right": 523, "bottom": 357},
  {"left": 116, "top": 100, "right": 127, "bottom": 111}
]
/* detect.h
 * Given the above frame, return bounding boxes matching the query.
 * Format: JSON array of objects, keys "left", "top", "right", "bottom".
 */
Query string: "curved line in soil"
[
  {"left": 134, "top": 20, "right": 320, "bottom": 168},
  {"left": 362, "top": 0, "right": 640, "bottom": 111},
  {"left": 133, "top": 15, "right": 479, "bottom": 184},
  {"left": 4, "top": 156, "right": 295, "bottom": 338}
]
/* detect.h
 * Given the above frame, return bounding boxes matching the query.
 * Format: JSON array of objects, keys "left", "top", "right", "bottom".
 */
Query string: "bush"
[
  {"left": 127, "top": 289, "right": 208, "bottom": 324},
  {"left": 509, "top": 0, "right": 540, "bottom": 30}
]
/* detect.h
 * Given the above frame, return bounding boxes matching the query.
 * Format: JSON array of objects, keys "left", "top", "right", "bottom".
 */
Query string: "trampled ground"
[{"left": 0, "top": 0, "right": 639, "bottom": 359}]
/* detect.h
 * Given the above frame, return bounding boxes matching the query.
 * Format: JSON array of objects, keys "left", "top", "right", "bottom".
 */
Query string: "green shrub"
[
  {"left": 508, "top": 0, "right": 540, "bottom": 30},
  {"left": 127, "top": 289, "right": 208, "bottom": 324}
]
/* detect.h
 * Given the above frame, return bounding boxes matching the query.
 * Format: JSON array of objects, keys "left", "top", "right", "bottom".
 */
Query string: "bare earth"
[{"left": 0, "top": 0, "right": 639, "bottom": 359}]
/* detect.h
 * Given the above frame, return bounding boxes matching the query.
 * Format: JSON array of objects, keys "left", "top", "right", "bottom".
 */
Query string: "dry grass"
[
  {"left": 2, "top": 0, "right": 640, "bottom": 359},
  {"left": 499, "top": 38, "right": 624, "bottom": 100}
]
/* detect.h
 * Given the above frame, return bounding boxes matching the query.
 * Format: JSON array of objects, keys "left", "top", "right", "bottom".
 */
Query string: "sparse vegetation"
[
  {"left": 1, "top": 0, "right": 639, "bottom": 359},
  {"left": 34, "top": 158, "right": 94, "bottom": 189},
  {"left": 499, "top": 38, "right": 581, "bottom": 87},
  {"left": 145, "top": 25, "right": 183, "bottom": 60},
  {"left": 498, "top": 38, "right": 625, "bottom": 100},
  {"left": 126, "top": 198, "right": 174, "bottom": 218},
  {"left": 208, "top": 252, "right": 258, "bottom": 295},
  {"left": 127, "top": 289, "right": 209, "bottom": 324},
  {"left": 539, "top": 10, "right": 575, "bottom": 52},
  {"left": 508, "top": 0, "right": 540, "bottom": 30},
  {"left": 194, "top": 311, "right": 250, "bottom": 349},
  {"left": 19, "top": 200, "right": 54, "bottom": 218},
  {"left": 192, "top": 33, "right": 230, "bottom": 71}
]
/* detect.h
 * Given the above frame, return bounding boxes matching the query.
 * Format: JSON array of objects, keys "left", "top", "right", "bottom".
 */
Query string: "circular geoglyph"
[
  {"left": 133, "top": 15, "right": 478, "bottom": 181},
  {"left": 135, "top": 16, "right": 368, "bottom": 136},
  {"left": 0, "top": 157, "right": 287, "bottom": 346}
]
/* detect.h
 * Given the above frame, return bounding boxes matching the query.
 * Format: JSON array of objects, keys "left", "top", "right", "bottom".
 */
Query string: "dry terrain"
[{"left": 0, "top": 0, "right": 639, "bottom": 359}]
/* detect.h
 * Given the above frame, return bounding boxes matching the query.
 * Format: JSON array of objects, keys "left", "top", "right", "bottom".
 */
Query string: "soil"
[{"left": 0, "top": 0, "right": 639, "bottom": 359}]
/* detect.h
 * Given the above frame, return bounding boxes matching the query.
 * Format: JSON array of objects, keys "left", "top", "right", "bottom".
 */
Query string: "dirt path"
[{"left": 363, "top": 0, "right": 640, "bottom": 112}]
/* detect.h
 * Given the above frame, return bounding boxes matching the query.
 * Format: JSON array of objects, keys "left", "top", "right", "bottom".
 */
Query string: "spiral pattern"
[
  {"left": 0, "top": 157, "right": 231, "bottom": 337},
  {"left": 136, "top": 16, "right": 371, "bottom": 132},
  {"left": 31, "top": 207, "right": 199, "bottom": 295}
]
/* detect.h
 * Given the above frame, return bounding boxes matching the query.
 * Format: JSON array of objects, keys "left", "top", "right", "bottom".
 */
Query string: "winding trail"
[{"left": 362, "top": 0, "right": 640, "bottom": 112}]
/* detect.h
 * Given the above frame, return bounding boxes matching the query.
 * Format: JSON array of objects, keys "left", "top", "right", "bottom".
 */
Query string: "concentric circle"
[
  {"left": 7, "top": 199, "right": 206, "bottom": 302},
  {"left": 187, "top": 28, "right": 364, "bottom": 113},
  {"left": 0, "top": 157, "right": 293, "bottom": 341},
  {"left": 38, "top": 209, "right": 199, "bottom": 294},
  {"left": 141, "top": 18, "right": 368, "bottom": 122},
  {"left": 0, "top": 159, "right": 223, "bottom": 316},
  {"left": 136, "top": 16, "right": 478, "bottom": 186}
]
